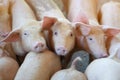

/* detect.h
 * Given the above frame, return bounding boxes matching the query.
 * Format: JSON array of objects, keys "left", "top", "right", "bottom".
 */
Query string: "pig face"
[
  {"left": 42, "top": 17, "right": 75, "bottom": 56},
  {"left": 52, "top": 21, "right": 75, "bottom": 56},
  {"left": 75, "top": 23, "right": 108, "bottom": 58},
  {"left": 0, "top": 21, "right": 47, "bottom": 54}
]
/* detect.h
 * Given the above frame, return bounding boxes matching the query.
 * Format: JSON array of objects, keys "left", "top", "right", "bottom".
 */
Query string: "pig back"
[
  {"left": 14, "top": 50, "right": 61, "bottom": 80},
  {"left": 0, "top": 56, "right": 19, "bottom": 80},
  {"left": 26, "top": 0, "right": 65, "bottom": 20},
  {"left": 99, "top": 1, "right": 120, "bottom": 28},
  {"left": 11, "top": 0, "right": 36, "bottom": 29}
]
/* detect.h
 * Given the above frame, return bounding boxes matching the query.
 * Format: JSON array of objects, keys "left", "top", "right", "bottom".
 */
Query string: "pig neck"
[{"left": 32, "top": 0, "right": 66, "bottom": 19}]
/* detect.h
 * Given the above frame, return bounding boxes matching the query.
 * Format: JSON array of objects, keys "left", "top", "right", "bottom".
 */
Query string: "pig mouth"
[{"left": 55, "top": 49, "right": 68, "bottom": 56}]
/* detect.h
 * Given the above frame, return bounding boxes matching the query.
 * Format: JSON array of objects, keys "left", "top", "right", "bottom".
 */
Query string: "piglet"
[
  {"left": 72, "top": 22, "right": 108, "bottom": 58},
  {"left": 14, "top": 50, "right": 61, "bottom": 80},
  {"left": 86, "top": 27, "right": 120, "bottom": 80},
  {"left": 51, "top": 57, "right": 87, "bottom": 80},
  {"left": 68, "top": 0, "right": 108, "bottom": 58},
  {"left": 0, "top": 0, "right": 47, "bottom": 57}
]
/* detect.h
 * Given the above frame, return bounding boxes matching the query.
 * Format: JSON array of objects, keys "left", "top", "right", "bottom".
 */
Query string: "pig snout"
[
  {"left": 101, "top": 53, "right": 108, "bottom": 58},
  {"left": 56, "top": 47, "right": 67, "bottom": 56},
  {"left": 98, "top": 53, "right": 108, "bottom": 58},
  {"left": 33, "top": 42, "right": 46, "bottom": 52}
]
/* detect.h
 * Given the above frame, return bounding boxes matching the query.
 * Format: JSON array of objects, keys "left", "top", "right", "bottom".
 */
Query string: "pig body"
[
  {"left": 99, "top": 1, "right": 120, "bottom": 28},
  {"left": 68, "top": 0, "right": 99, "bottom": 25},
  {"left": 67, "top": 0, "right": 108, "bottom": 58},
  {"left": 1, "top": 0, "right": 47, "bottom": 57},
  {"left": 26, "top": 0, "right": 75, "bottom": 56},
  {"left": 0, "top": 0, "right": 11, "bottom": 39},
  {"left": 0, "top": 0, "right": 16, "bottom": 60},
  {"left": 85, "top": 55, "right": 120, "bottom": 80},
  {"left": 51, "top": 57, "right": 87, "bottom": 80},
  {"left": 53, "top": 0, "right": 67, "bottom": 17},
  {"left": 97, "top": 0, "right": 120, "bottom": 12},
  {"left": 0, "top": 46, "right": 19, "bottom": 80},
  {"left": 14, "top": 50, "right": 61, "bottom": 80},
  {"left": 0, "top": 57, "right": 19, "bottom": 80}
]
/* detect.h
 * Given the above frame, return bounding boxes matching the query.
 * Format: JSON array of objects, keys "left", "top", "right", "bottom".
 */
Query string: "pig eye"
[
  {"left": 54, "top": 32, "right": 58, "bottom": 35},
  {"left": 24, "top": 32, "right": 28, "bottom": 36},
  {"left": 89, "top": 38, "right": 92, "bottom": 40}
]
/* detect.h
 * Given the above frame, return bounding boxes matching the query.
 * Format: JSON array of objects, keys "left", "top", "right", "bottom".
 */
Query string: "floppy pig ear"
[
  {"left": 42, "top": 16, "right": 57, "bottom": 30},
  {"left": 77, "top": 12, "right": 89, "bottom": 24},
  {"left": 75, "top": 23, "right": 91, "bottom": 36},
  {"left": 102, "top": 25, "right": 120, "bottom": 36},
  {"left": 104, "top": 28, "right": 120, "bottom": 37},
  {"left": 0, "top": 28, "right": 21, "bottom": 42}
]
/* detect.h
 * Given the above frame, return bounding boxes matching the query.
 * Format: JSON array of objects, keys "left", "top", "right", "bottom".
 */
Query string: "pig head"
[
  {"left": 74, "top": 22, "right": 108, "bottom": 58},
  {"left": 0, "top": 20, "right": 47, "bottom": 56},
  {"left": 42, "top": 17, "right": 75, "bottom": 56}
]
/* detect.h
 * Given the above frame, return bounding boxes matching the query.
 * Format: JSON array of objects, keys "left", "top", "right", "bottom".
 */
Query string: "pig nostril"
[
  {"left": 57, "top": 49, "right": 60, "bottom": 51},
  {"left": 103, "top": 54, "right": 108, "bottom": 58},
  {"left": 63, "top": 50, "right": 65, "bottom": 52},
  {"left": 34, "top": 43, "right": 44, "bottom": 49},
  {"left": 41, "top": 44, "right": 44, "bottom": 48},
  {"left": 100, "top": 54, "right": 108, "bottom": 58},
  {"left": 35, "top": 45, "right": 38, "bottom": 49}
]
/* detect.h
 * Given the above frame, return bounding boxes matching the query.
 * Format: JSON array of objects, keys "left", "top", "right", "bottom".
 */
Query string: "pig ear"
[
  {"left": 102, "top": 25, "right": 120, "bottom": 36},
  {"left": 104, "top": 28, "right": 120, "bottom": 37},
  {"left": 0, "top": 28, "right": 21, "bottom": 42},
  {"left": 42, "top": 16, "right": 57, "bottom": 30},
  {"left": 75, "top": 22, "right": 91, "bottom": 36},
  {"left": 78, "top": 13, "right": 89, "bottom": 24},
  {"left": 72, "top": 12, "right": 89, "bottom": 24}
]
